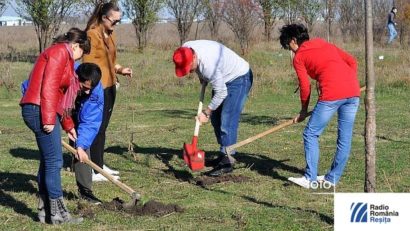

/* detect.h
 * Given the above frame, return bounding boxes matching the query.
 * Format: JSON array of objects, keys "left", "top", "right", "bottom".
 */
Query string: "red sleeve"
[
  {"left": 40, "top": 49, "right": 67, "bottom": 125},
  {"left": 334, "top": 45, "right": 357, "bottom": 74},
  {"left": 61, "top": 115, "right": 74, "bottom": 132},
  {"left": 293, "top": 55, "right": 311, "bottom": 109}
]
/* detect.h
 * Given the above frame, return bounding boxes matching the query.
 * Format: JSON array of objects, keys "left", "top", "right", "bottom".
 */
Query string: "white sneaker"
[
  {"left": 103, "top": 165, "right": 120, "bottom": 175},
  {"left": 317, "top": 175, "right": 325, "bottom": 181},
  {"left": 92, "top": 173, "right": 120, "bottom": 182},
  {"left": 288, "top": 176, "right": 311, "bottom": 189},
  {"left": 317, "top": 175, "right": 335, "bottom": 187}
]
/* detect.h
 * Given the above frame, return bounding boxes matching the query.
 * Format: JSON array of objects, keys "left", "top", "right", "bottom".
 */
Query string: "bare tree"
[
  {"left": 282, "top": 0, "right": 299, "bottom": 24},
  {"left": 15, "top": 0, "right": 82, "bottom": 53},
  {"left": 364, "top": 0, "right": 376, "bottom": 193},
  {"left": 337, "top": 0, "right": 365, "bottom": 41},
  {"left": 167, "top": 0, "right": 201, "bottom": 45},
  {"left": 123, "top": 0, "right": 164, "bottom": 51},
  {"left": 201, "top": 0, "right": 223, "bottom": 39},
  {"left": 395, "top": 0, "right": 410, "bottom": 44},
  {"left": 257, "top": 0, "right": 282, "bottom": 41},
  {"left": 323, "top": 0, "right": 335, "bottom": 41},
  {"left": 222, "top": 0, "right": 260, "bottom": 55},
  {"left": 299, "top": 0, "right": 323, "bottom": 32},
  {"left": 0, "top": 0, "right": 7, "bottom": 16}
]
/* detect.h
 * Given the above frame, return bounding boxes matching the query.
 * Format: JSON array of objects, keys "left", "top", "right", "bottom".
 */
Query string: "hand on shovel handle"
[{"left": 196, "top": 112, "right": 209, "bottom": 124}]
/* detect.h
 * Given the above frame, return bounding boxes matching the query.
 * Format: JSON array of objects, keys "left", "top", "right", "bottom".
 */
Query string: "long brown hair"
[
  {"left": 86, "top": 2, "right": 120, "bottom": 31},
  {"left": 53, "top": 27, "right": 91, "bottom": 54}
]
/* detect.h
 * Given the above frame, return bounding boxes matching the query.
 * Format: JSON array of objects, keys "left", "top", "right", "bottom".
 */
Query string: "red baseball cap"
[{"left": 173, "top": 47, "right": 193, "bottom": 77}]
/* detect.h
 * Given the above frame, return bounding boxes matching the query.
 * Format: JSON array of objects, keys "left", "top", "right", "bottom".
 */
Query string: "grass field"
[{"left": 0, "top": 35, "right": 409, "bottom": 230}]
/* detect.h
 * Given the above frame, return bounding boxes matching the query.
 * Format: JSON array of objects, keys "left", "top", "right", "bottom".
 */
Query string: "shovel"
[
  {"left": 62, "top": 140, "right": 140, "bottom": 208},
  {"left": 224, "top": 86, "right": 366, "bottom": 155},
  {"left": 224, "top": 112, "right": 312, "bottom": 156},
  {"left": 183, "top": 83, "right": 207, "bottom": 171}
]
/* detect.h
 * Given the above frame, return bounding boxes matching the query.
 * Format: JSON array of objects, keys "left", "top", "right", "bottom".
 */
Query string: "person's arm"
[
  {"left": 40, "top": 49, "right": 67, "bottom": 129},
  {"left": 114, "top": 64, "right": 132, "bottom": 77},
  {"left": 208, "top": 71, "right": 228, "bottom": 111},
  {"left": 76, "top": 94, "right": 103, "bottom": 150},
  {"left": 293, "top": 56, "right": 311, "bottom": 114},
  {"left": 334, "top": 45, "right": 357, "bottom": 74}
]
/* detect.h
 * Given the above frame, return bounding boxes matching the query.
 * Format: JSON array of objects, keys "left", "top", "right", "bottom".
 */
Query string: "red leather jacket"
[{"left": 20, "top": 43, "right": 75, "bottom": 126}]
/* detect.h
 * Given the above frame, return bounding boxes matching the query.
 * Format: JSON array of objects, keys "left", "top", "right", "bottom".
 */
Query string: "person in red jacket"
[
  {"left": 20, "top": 28, "right": 90, "bottom": 224},
  {"left": 279, "top": 24, "right": 360, "bottom": 189}
]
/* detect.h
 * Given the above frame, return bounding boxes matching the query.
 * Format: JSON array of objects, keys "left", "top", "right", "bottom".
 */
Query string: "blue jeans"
[
  {"left": 303, "top": 97, "right": 359, "bottom": 184},
  {"left": 211, "top": 69, "right": 253, "bottom": 155},
  {"left": 21, "top": 104, "right": 63, "bottom": 199},
  {"left": 387, "top": 23, "right": 397, "bottom": 44}
]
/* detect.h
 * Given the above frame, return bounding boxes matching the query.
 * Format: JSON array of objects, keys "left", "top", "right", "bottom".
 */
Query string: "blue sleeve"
[
  {"left": 74, "top": 61, "right": 81, "bottom": 70},
  {"left": 75, "top": 93, "right": 103, "bottom": 150},
  {"left": 21, "top": 79, "right": 29, "bottom": 96}
]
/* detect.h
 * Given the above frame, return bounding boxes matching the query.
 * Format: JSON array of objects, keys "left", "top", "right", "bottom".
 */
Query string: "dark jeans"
[
  {"left": 71, "top": 144, "right": 92, "bottom": 192},
  {"left": 211, "top": 69, "right": 253, "bottom": 155},
  {"left": 21, "top": 104, "right": 63, "bottom": 199},
  {"left": 90, "top": 86, "right": 116, "bottom": 173}
]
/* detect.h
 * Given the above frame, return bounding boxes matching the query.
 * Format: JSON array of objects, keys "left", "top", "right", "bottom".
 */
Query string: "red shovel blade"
[{"left": 182, "top": 136, "right": 205, "bottom": 171}]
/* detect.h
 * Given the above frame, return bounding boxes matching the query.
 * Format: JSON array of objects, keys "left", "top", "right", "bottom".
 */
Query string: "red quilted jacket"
[{"left": 20, "top": 43, "right": 75, "bottom": 126}]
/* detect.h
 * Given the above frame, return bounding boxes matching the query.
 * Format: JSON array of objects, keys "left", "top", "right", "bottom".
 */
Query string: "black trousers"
[
  {"left": 90, "top": 86, "right": 116, "bottom": 173},
  {"left": 73, "top": 147, "right": 92, "bottom": 191}
]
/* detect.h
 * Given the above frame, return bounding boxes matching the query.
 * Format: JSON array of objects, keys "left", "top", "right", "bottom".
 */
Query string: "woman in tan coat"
[{"left": 82, "top": 2, "right": 132, "bottom": 190}]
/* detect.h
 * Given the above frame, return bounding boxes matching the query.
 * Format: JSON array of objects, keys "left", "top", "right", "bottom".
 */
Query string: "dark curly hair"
[
  {"left": 76, "top": 63, "right": 102, "bottom": 88},
  {"left": 279, "top": 24, "right": 310, "bottom": 50}
]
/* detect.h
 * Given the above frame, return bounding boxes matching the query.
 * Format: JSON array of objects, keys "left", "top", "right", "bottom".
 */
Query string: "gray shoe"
[
  {"left": 50, "top": 197, "right": 83, "bottom": 225},
  {"left": 37, "top": 194, "right": 48, "bottom": 223}
]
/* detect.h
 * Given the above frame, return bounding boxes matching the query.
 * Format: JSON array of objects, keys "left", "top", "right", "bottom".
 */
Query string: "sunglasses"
[{"left": 105, "top": 16, "right": 121, "bottom": 26}]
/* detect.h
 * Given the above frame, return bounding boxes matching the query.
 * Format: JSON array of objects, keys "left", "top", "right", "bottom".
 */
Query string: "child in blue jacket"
[{"left": 63, "top": 63, "right": 105, "bottom": 204}]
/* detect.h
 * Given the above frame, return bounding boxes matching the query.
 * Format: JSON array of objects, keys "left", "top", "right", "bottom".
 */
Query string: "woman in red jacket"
[
  {"left": 279, "top": 24, "right": 360, "bottom": 189},
  {"left": 20, "top": 28, "right": 90, "bottom": 224}
]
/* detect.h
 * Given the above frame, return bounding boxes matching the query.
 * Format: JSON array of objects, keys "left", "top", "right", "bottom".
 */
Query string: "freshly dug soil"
[
  {"left": 195, "top": 175, "right": 250, "bottom": 186},
  {"left": 103, "top": 197, "right": 184, "bottom": 217},
  {"left": 75, "top": 201, "right": 96, "bottom": 219}
]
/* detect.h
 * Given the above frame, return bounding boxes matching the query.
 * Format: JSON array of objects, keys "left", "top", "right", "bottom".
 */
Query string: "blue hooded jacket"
[{"left": 75, "top": 81, "right": 104, "bottom": 150}]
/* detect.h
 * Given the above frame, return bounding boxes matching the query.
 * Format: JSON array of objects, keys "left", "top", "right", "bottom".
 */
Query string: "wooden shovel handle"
[
  {"left": 225, "top": 114, "right": 310, "bottom": 155},
  {"left": 194, "top": 83, "right": 207, "bottom": 136},
  {"left": 225, "top": 86, "right": 366, "bottom": 154},
  {"left": 61, "top": 140, "right": 140, "bottom": 199}
]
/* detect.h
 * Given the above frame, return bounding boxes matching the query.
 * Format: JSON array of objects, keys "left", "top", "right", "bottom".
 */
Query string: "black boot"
[
  {"left": 206, "top": 155, "right": 235, "bottom": 177},
  {"left": 49, "top": 197, "right": 83, "bottom": 224},
  {"left": 79, "top": 187, "right": 102, "bottom": 205}
]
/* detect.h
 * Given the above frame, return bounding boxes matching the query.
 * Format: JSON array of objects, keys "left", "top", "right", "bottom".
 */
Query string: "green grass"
[{"left": 0, "top": 44, "right": 409, "bottom": 230}]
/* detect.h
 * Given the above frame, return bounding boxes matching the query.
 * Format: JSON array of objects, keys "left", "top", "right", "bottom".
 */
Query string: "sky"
[{"left": 3, "top": 1, "right": 17, "bottom": 16}]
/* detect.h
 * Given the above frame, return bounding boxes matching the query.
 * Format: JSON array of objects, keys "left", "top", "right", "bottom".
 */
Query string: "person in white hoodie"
[{"left": 173, "top": 40, "right": 253, "bottom": 176}]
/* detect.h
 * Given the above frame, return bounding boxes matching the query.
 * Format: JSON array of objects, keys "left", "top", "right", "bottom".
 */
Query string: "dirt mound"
[
  {"left": 74, "top": 201, "right": 96, "bottom": 219},
  {"left": 195, "top": 175, "right": 250, "bottom": 186},
  {"left": 103, "top": 197, "right": 184, "bottom": 217}
]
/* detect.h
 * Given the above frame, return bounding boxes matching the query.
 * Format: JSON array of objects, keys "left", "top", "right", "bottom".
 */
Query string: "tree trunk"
[
  {"left": 264, "top": 19, "right": 272, "bottom": 42},
  {"left": 364, "top": 0, "right": 376, "bottom": 193},
  {"left": 326, "top": 0, "right": 332, "bottom": 42}
]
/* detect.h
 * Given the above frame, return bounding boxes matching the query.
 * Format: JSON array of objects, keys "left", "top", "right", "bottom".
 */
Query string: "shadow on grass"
[
  {"left": 0, "top": 172, "right": 78, "bottom": 221},
  {"left": 148, "top": 109, "right": 291, "bottom": 126},
  {"left": 9, "top": 147, "right": 74, "bottom": 170},
  {"left": 106, "top": 144, "right": 303, "bottom": 183},
  {"left": 199, "top": 187, "right": 333, "bottom": 226},
  {"left": 234, "top": 153, "right": 304, "bottom": 182},
  {"left": 242, "top": 195, "right": 334, "bottom": 225},
  {"left": 105, "top": 145, "right": 194, "bottom": 182},
  {"left": 240, "top": 113, "right": 283, "bottom": 126}
]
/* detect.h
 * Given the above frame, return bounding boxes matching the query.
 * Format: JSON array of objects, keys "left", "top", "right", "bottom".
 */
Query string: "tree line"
[{"left": 1, "top": 0, "right": 410, "bottom": 54}]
